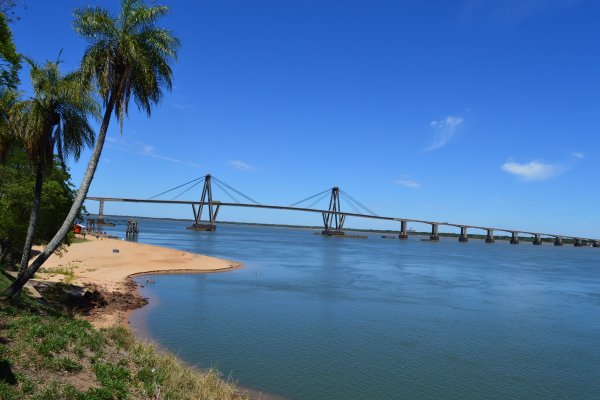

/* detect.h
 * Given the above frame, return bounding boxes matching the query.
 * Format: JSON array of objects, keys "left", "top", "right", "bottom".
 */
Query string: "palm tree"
[
  {"left": 13, "top": 58, "right": 97, "bottom": 276},
  {"left": 3, "top": 0, "right": 179, "bottom": 298}
]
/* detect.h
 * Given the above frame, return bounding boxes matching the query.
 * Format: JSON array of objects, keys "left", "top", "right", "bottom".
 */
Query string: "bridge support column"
[
  {"left": 574, "top": 238, "right": 583, "bottom": 247},
  {"left": 430, "top": 224, "right": 439, "bottom": 241},
  {"left": 322, "top": 187, "right": 345, "bottom": 236},
  {"left": 510, "top": 232, "right": 519, "bottom": 244},
  {"left": 399, "top": 220, "right": 408, "bottom": 240},
  {"left": 459, "top": 227, "right": 468, "bottom": 242},
  {"left": 98, "top": 200, "right": 105, "bottom": 223},
  {"left": 187, "top": 174, "right": 219, "bottom": 231},
  {"left": 485, "top": 229, "right": 495, "bottom": 243},
  {"left": 554, "top": 237, "right": 563, "bottom": 246},
  {"left": 533, "top": 234, "right": 542, "bottom": 245}
]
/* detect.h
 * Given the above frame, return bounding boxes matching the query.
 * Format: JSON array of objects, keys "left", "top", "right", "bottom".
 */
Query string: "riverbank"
[
  {"left": 32, "top": 235, "right": 241, "bottom": 327},
  {"left": 0, "top": 237, "right": 252, "bottom": 399},
  {"left": 0, "top": 273, "right": 248, "bottom": 399}
]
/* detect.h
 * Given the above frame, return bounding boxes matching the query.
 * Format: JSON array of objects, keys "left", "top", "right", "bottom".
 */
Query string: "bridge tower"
[
  {"left": 322, "top": 187, "right": 345, "bottom": 236},
  {"left": 187, "top": 174, "right": 220, "bottom": 231}
]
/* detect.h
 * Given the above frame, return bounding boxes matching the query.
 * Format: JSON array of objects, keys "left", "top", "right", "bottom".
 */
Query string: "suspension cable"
[
  {"left": 211, "top": 176, "right": 260, "bottom": 204},
  {"left": 213, "top": 180, "right": 241, "bottom": 203},
  {"left": 339, "top": 189, "right": 378, "bottom": 216},
  {"left": 172, "top": 179, "right": 204, "bottom": 200},
  {"left": 289, "top": 188, "right": 332, "bottom": 207},
  {"left": 341, "top": 197, "right": 361, "bottom": 214},
  {"left": 305, "top": 191, "right": 331, "bottom": 209},
  {"left": 148, "top": 176, "right": 205, "bottom": 200}
]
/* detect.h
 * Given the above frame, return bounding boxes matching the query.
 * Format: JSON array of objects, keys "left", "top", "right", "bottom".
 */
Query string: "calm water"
[{"left": 104, "top": 219, "right": 600, "bottom": 400}]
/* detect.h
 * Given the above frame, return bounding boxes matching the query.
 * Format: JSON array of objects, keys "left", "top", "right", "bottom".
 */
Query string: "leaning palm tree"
[
  {"left": 3, "top": 0, "right": 179, "bottom": 298},
  {"left": 14, "top": 58, "right": 97, "bottom": 276}
]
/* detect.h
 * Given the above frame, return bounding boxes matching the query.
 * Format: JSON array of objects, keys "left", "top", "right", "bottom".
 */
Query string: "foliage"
[
  {"left": 0, "top": 11, "right": 20, "bottom": 90},
  {"left": 15, "top": 58, "right": 98, "bottom": 172},
  {"left": 0, "top": 273, "right": 246, "bottom": 399},
  {"left": 3, "top": 0, "right": 181, "bottom": 297},
  {"left": 0, "top": 147, "right": 80, "bottom": 260},
  {"left": 74, "top": 0, "right": 180, "bottom": 132}
]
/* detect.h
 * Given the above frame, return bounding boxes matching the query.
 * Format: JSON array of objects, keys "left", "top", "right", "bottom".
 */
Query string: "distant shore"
[{"left": 91, "top": 214, "right": 574, "bottom": 243}]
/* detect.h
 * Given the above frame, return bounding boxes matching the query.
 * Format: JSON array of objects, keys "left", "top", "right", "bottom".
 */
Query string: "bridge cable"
[
  {"left": 148, "top": 176, "right": 205, "bottom": 200},
  {"left": 172, "top": 180, "right": 204, "bottom": 200},
  {"left": 341, "top": 197, "right": 362, "bottom": 215},
  {"left": 339, "top": 189, "right": 378, "bottom": 216},
  {"left": 289, "top": 188, "right": 331, "bottom": 207},
  {"left": 211, "top": 176, "right": 260, "bottom": 205},
  {"left": 212, "top": 180, "right": 241, "bottom": 203},
  {"left": 305, "top": 191, "right": 331, "bottom": 209}
]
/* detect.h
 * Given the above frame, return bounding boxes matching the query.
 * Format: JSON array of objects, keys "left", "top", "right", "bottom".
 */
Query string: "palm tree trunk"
[
  {"left": 18, "top": 160, "right": 45, "bottom": 273},
  {"left": 2, "top": 93, "right": 117, "bottom": 298}
]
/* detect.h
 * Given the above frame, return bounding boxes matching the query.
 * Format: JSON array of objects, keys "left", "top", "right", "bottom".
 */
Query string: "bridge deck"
[{"left": 85, "top": 197, "right": 598, "bottom": 242}]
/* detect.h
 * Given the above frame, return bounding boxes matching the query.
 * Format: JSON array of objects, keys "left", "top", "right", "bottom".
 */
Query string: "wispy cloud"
[
  {"left": 572, "top": 151, "right": 585, "bottom": 159},
  {"left": 228, "top": 160, "right": 259, "bottom": 171},
  {"left": 393, "top": 178, "right": 421, "bottom": 189},
  {"left": 106, "top": 137, "right": 202, "bottom": 169},
  {"left": 425, "top": 115, "right": 464, "bottom": 151},
  {"left": 501, "top": 160, "right": 563, "bottom": 181}
]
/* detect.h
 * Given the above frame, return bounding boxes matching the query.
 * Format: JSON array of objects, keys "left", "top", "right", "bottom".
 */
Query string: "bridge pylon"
[
  {"left": 322, "top": 187, "right": 345, "bottom": 236},
  {"left": 187, "top": 174, "right": 220, "bottom": 231}
]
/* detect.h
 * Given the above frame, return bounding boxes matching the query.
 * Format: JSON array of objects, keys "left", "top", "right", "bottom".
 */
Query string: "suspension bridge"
[{"left": 86, "top": 174, "right": 600, "bottom": 247}]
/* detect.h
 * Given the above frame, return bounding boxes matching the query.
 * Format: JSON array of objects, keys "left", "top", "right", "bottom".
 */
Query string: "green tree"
[
  {"left": 0, "top": 147, "right": 80, "bottom": 268},
  {"left": 0, "top": 11, "right": 20, "bottom": 89},
  {"left": 3, "top": 0, "right": 179, "bottom": 298},
  {"left": 11, "top": 58, "right": 97, "bottom": 280}
]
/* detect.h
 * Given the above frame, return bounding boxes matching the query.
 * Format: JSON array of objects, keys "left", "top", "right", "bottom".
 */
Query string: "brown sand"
[{"left": 33, "top": 235, "right": 241, "bottom": 327}]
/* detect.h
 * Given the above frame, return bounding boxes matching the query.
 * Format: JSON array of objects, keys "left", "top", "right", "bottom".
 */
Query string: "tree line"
[{"left": 0, "top": 0, "right": 180, "bottom": 298}]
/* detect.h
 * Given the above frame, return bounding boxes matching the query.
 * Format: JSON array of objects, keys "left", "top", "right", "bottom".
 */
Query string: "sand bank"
[{"left": 33, "top": 235, "right": 241, "bottom": 327}]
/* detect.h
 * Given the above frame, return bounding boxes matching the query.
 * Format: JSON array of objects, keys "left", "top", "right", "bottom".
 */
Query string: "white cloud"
[
  {"left": 572, "top": 152, "right": 585, "bottom": 159},
  {"left": 501, "top": 160, "right": 562, "bottom": 181},
  {"left": 228, "top": 160, "right": 258, "bottom": 171},
  {"left": 393, "top": 178, "right": 421, "bottom": 189},
  {"left": 106, "top": 137, "right": 202, "bottom": 169},
  {"left": 425, "top": 115, "right": 464, "bottom": 151}
]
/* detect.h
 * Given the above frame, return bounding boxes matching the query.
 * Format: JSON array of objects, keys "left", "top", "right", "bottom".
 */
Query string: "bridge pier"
[
  {"left": 533, "top": 234, "right": 542, "bottom": 245},
  {"left": 458, "top": 227, "right": 468, "bottom": 242},
  {"left": 574, "top": 238, "right": 583, "bottom": 247},
  {"left": 399, "top": 220, "right": 408, "bottom": 240},
  {"left": 485, "top": 229, "right": 495, "bottom": 243},
  {"left": 187, "top": 175, "right": 220, "bottom": 231},
  {"left": 95, "top": 199, "right": 114, "bottom": 226},
  {"left": 98, "top": 199, "right": 104, "bottom": 223},
  {"left": 430, "top": 224, "right": 440, "bottom": 241},
  {"left": 510, "top": 232, "right": 519, "bottom": 244},
  {"left": 322, "top": 187, "right": 345, "bottom": 236},
  {"left": 554, "top": 237, "right": 563, "bottom": 246}
]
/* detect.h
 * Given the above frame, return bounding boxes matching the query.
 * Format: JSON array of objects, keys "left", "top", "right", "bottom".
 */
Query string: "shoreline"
[
  {"left": 32, "top": 236, "right": 285, "bottom": 399},
  {"left": 33, "top": 235, "right": 242, "bottom": 327}
]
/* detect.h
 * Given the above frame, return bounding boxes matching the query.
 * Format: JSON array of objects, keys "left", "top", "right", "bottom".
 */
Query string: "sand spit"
[{"left": 32, "top": 235, "right": 241, "bottom": 327}]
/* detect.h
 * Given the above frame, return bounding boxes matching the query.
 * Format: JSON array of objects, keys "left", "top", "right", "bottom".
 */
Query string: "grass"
[
  {"left": 0, "top": 272, "right": 247, "bottom": 400},
  {"left": 37, "top": 264, "right": 77, "bottom": 284}
]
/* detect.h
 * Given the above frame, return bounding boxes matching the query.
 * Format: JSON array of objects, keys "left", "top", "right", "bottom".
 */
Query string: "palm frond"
[{"left": 75, "top": 0, "right": 179, "bottom": 132}]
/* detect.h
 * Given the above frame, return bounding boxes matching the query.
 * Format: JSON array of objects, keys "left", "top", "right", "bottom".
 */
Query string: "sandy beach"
[{"left": 32, "top": 235, "right": 241, "bottom": 327}]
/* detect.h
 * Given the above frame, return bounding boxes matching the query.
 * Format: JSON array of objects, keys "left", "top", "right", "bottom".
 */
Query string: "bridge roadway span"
[{"left": 86, "top": 196, "right": 598, "bottom": 244}]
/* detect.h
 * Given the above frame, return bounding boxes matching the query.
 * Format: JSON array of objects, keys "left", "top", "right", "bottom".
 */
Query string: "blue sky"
[{"left": 10, "top": 0, "right": 600, "bottom": 237}]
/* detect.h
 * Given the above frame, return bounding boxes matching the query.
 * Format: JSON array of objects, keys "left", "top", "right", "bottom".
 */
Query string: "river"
[{"left": 102, "top": 219, "right": 600, "bottom": 400}]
